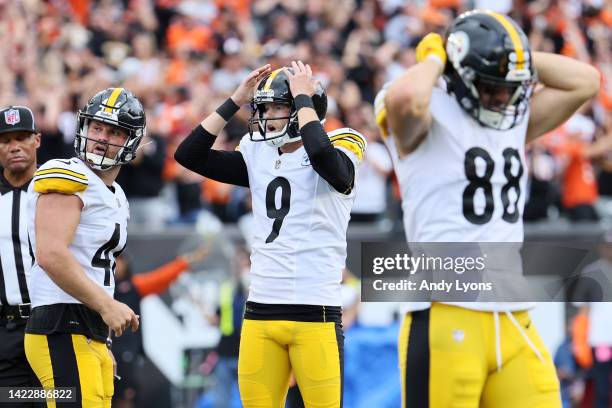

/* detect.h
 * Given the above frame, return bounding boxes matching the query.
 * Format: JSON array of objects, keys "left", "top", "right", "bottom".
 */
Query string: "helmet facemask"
[
  {"left": 468, "top": 72, "right": 534, "bottom": 130},
  {"left": 248, "top": 97, "right": 300, "bottom": 148},
  {"left": 75, "top": 113, "right": 145, "bottom": 171},
  {"left": 447, "top": 60, "right": 535, "bottom": 131},
  {"left": 247, "top": 68, "right": 327, "bottom": 148}
]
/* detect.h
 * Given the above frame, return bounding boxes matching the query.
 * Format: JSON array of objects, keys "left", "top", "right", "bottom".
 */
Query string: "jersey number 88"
[{"left": 463, "top": 147, "right": 524, "bottom": 225}]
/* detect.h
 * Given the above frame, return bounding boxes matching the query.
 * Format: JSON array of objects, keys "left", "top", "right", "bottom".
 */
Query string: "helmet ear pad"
[
  {"left": 445, "top": 69, "right": 478, "bottom": 115},
  {"left": 310, "top": 81, "right": 328, "bottom": 121},
  {"left": 117, "top": 126, "right": 146, "bottom": 162}
]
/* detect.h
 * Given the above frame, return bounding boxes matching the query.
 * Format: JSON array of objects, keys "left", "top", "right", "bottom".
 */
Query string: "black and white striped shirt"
[{"left": 0, "top": 169, "right": 33, "bottom": 306}]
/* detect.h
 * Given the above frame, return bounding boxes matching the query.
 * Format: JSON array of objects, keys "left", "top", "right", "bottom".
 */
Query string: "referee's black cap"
[{"left": 0, "top": 106, "right": 38, "bottom": 135}]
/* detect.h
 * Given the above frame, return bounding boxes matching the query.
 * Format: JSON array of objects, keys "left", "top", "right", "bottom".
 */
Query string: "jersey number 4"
[
  {"left": 463, "top": 147, "right": 524, "bottom": 225},
  {"left": 92, "top": 223, "right": 123, "bottom": 286},
  {"left": 265, "top": 177, "right": 291, "bottom": 243}
]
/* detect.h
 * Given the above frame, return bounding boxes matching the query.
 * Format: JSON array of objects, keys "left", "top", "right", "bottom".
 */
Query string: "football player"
[
  {"left": 175, "top": 61, "right": 366, "bottom": 408},
  {"left": 374, "top": 10, "right": 600, "bottom": 408},
  {"left": 24, "top": 88, "right": 145, "bottom": 407}
]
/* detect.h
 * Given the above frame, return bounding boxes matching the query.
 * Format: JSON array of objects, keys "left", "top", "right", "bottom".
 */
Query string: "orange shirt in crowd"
[
  {"left": 165, "top": 58, "right": 188, "bottom": 86},
  {"left": 560, "top": 141, "right": 598, "bottom": 208},
  {"left": 324, "top": 117, "right": 344, "bottom": 132},
  {"left": 202, "top": 178, "right": 233, "bottom": 205},
  {"left": 156, "top": 101, "right": 193, "bottom": 138},
  {"left": 166, "top": 22, "right": 214, "bottom": 53},
  {"left": 68, "top": 0, "right": 90, "bottom": 25},
  {"left": 598, "top": 68, "right": 612, "bottom": 112},
  {"left": 215, "top": 0, "right": 251, "bottom": 17},
  {"left": 162, "top": 142, "right": 180, "bottom": 181},
  {"left": 601, "top": 8, "right": 612, "bottom": 26},
  {"left": 541, "top": 127, "right": 598, "bottom": 209},
  {"left": 571, "top": 310, "right": 593, "bottom": 369},
  {"left": 428, "top": 0, "right": 460, "bottom": 9},
  {"left": 132, "top": 257, "right": 190, "bottom": 297}
]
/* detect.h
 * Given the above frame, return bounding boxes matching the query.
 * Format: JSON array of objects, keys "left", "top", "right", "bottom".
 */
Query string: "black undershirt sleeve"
[
  {"left": 174, "top": 125, "right": 249, "bottom": 188},
  {"left": 300, "top": 121, "right": 355, "bottom": 194}
]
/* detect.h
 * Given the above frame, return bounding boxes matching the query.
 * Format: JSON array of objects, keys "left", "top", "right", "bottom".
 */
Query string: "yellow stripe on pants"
[{"left": 24, "top": 334, "right": 57, "bottom": 408}]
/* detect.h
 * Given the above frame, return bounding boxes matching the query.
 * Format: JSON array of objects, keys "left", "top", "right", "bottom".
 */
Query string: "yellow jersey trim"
[{"left": 34, "top": 177, "right": 88, "bottom": 194}]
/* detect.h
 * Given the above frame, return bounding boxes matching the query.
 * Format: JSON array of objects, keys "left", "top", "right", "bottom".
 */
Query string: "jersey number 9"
[{"left": 265, "top": 177, "right": 291, "bottom": 243}]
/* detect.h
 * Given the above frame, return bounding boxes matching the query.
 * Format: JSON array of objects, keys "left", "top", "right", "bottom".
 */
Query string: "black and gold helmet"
[
  {"left": 248, "top": 68, "right": 327, "bottom": 147},
  {"left": 443, "top": 10, "right": 536, "bottom": 130},
  {"left": 75, "top": 87, "right": 146, "bottom": 170}
]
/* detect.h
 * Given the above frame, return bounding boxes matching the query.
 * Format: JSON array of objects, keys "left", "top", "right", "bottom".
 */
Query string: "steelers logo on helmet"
[
  {"left": 248, "top": 68, "right": 327, "bottom": 148},
  {"left": 446, "top": 31, "right": 470, "bottom": 65},
  {"left": 74, "top": 88, "right": 146, "bottom": 170},
  {"left": 443, "top": 10, "right": 536, "bottom": 131}
]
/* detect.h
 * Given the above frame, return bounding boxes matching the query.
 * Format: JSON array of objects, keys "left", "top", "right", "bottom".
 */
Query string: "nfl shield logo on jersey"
[
  {"left": 4, "top": 109, "right": 20, "bottom": 126},
  {"left": 301, "top": 153, "right": 311, "bottom": 167}
]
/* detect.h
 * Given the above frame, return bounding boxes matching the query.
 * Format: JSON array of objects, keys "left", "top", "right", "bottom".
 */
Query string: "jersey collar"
[{"left": 0, "top": 166, "right": 32, "bottom": 194}]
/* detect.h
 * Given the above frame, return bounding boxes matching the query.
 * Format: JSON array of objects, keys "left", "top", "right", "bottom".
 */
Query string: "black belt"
[
  {"left": 244, "top": 301, "right": 342, "bottom": 323},
  {"left": 0, "top": 303, "right": 31, "bottom": 320}
]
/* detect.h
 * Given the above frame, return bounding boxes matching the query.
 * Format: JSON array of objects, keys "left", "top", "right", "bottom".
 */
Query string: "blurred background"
[{"left": 1, "top": 0, "right": 611, "bottom": 407}]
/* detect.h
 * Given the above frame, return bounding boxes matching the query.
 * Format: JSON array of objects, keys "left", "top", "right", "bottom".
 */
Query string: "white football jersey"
[
  {"left": 27, "top": 158, "right": 129, "bottom": 307},
  {"left": 238, "top": 127, "right": 366, "bottom": 306},
  {"left": 375, "top": 82, "right": 532, "bottom": 312}
]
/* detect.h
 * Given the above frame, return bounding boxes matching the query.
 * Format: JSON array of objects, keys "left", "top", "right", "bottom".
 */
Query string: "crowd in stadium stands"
[
  {"left": 1, "top": 0, "right": 611, "bottom": 226},
  {"left": 3, "top": 2, "right": 611, "bottom": 407}
]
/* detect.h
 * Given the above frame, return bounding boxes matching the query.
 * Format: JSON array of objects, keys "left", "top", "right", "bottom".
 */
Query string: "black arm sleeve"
[
  {"left": 174, "top": 125, "right": 249, "bottom": 187},
  {"left": 300, "top": 121, "right": 355, "bottom": 194}
]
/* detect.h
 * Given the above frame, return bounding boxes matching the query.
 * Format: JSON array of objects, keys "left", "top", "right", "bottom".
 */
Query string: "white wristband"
[{"left": 426, "top": 54, "right": 444, "bottom": 68}]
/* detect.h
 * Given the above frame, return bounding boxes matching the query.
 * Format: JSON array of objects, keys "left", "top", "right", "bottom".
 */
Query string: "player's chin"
[{"left": 91, "top": 148, "right": 118, "bottom": 160}]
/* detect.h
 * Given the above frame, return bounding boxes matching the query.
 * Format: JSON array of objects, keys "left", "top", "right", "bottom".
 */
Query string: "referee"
[{"left": 0, "top": 106, "right": 41, "bottom": 406}]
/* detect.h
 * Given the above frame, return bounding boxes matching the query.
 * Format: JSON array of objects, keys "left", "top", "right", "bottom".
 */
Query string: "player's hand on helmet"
[
  {"left": 285, "top": 60, "right": 320, "bottom": 97},
  {"left": 100, "top": 299, "right": 140, "bottom": 337},
  {"left": 416, "top": 33, "right": 447, "bottom": 73},
  {"left": 231, "top": 64, "right": 273, "bottom": 106}
]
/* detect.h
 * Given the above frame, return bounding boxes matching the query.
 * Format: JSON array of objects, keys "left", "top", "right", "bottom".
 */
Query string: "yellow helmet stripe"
[
  {"left": 104, "top": 87, "right": 124, "bottom": 113},
  {"left": 485, "top": 11, "right": 525, "bottom": 70},
  {"left": 262, "top": 69, "right": 283, "bottom": 91}
]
